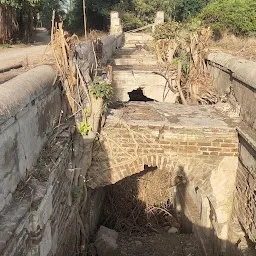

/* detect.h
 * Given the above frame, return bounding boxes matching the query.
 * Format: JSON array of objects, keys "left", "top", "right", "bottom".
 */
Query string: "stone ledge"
[
  {"left": 0, "top": 65, "right": 57, "bottom": 123},
  {"left": 206, "top": 52, "right": 256, "bottom": 90}
]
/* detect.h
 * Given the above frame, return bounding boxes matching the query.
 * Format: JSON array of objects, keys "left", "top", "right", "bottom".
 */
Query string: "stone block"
[
  {"left": 96, "top": 226, "right": 119, "bottom": 241},
  {"left": 95, "top": 234, "right": 118, "bottom": 256}
]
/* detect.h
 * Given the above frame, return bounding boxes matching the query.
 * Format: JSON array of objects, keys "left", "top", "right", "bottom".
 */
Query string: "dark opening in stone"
[{"left": 128, "top": 88, "right": 154, "bottom": 102}]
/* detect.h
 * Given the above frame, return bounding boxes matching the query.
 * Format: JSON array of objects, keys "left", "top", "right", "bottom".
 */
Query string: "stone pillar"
[
  {"left": 110, "top": 11, "right": 123, "bottom": 35},
  {"left": 153, "top": 11, "right": 164, "bottom": 32},
  {"left": 154, "top": 11, "right": 165, "bottom": 25}
]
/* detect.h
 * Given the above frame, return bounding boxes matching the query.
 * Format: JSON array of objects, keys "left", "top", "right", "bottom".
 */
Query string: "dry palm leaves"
[{"left": 154, "top": 23, "right": 218, "bottom": 105}]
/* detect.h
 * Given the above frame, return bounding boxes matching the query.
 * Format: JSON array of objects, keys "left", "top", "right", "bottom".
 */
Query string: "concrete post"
[
  {"left": 153, "top": 11, "right": 164, "bottom": 32},
  {"left": 155, "top": 11, "right": 165, "bottom": 25},
  {"left": 110, "top": 11, "right": 123, "bottom": 35}
]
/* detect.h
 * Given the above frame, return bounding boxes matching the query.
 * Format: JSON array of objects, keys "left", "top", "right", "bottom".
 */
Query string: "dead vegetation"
[
  {"left": 101, "top": 167, "right": 180, "bottom": 234},
  {"left": 208, "top": 34, "right": 256, "bottom": 62},
  {"left": 154, "top": 22, "right": 218, "bottom": 105}
]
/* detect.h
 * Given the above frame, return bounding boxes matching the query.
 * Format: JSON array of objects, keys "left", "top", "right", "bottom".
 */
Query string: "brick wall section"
[
  {"left": 88, "top": 124, "right": 238, "bottom": 188},
  {"left": 233, "top": 129, "right": 256, "bottom": 244}
]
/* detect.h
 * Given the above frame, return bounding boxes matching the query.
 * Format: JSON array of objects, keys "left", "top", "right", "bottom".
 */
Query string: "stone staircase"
[{"left": 112, "top": 33, "right": 178, "bottom": 103}]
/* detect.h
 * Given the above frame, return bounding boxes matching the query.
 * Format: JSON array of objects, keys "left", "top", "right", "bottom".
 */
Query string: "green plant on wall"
[
  {"left": 83, "top": 108, "right": 91, "bottom": 117},
  {"left": 79, "top": 121, "right": 92, "bottom": 135},
  {"left": 90, "top": 76, "right": 113, "bottom": 103}
]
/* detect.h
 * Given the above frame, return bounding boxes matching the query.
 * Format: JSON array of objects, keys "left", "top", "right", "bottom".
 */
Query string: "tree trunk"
[
  {"left": 83, "top": 0, "right": 87, "bottom": 40},
  {"left": 0, "top": 5, "right": 14, "bottom": 43}
]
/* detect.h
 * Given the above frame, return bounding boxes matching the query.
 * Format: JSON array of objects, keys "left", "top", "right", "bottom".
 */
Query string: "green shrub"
[
  {"left": 199, "top": 0, "right": 256, "bottom": 36},
  {"left": 121, "top": 12, "right": 143, "bottom": 31},
  {"left": 153, "top": 21, "right": 183, "bottom": 40}
]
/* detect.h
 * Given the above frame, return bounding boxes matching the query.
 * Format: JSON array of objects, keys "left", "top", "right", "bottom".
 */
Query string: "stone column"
[
  {"left": 154, "top": 11, "right": 165, "bottom": 25},
  {"left": 153, "top": 11, "right": 164, "bottom": 32},
  {"left": 110, "top": 11, "right": 123, "bottom": 35}
]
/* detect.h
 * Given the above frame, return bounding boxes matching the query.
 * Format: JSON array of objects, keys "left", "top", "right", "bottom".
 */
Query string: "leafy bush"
[
  {"left": 121, "top": 12, "right": 143, "bottom": 31},
  {"left": 199, "top": 0, "right": 256, "bottom": 36},
  {"left": 153, "top": 21, "right": 183, "bottom": 40}
]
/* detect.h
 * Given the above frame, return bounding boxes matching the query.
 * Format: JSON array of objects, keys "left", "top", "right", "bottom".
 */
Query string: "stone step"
[
  {"left": 116, "top": 48, "right": 154, "bottom": 57},
  {"left": 114, "top": 58, "right": 158, "bottom": 66},
  {"left": 116, "top": 54, "right": 156, "bottom": 59},
  {"left": 124, "top": 33, "right": 153, "bottom": 43},
  {"left": 112, "top": 69, "right": 165, "bottom": 85}
]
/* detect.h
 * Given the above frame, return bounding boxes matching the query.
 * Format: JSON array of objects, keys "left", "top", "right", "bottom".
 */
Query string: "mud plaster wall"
[{"left": 207, "top": 53, "right": 256, "bottom": 254}]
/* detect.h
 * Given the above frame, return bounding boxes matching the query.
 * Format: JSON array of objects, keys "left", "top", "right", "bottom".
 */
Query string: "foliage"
[
  {"left": 199, "top": 0, "right": 256, "bottom": 36},
  {"left": 90, "top": 76, "right": 113, "bottom": 102},
  {"left": 173, "top": 0, "right": 210, "bottom": 21},
  {"left": 0, "top": 0, "right": 39, "bottom": 8},
  {"left": 83, "top": 108, "right": 91, "bottom": 117},
  {"left": 121, "top": 12, "right": 143, "bottom": 31},
  {"left": 153, "top": 21, "right": 182, "bottom": 40},
  {"left": 1, "top": 43, "right": 12, "bottom": 48},
  {"left": 79, "top": 121, "right": 92, "bottom": 135},
  {"left": 38, "top": 0, "right": 64, "bottom": 30}
]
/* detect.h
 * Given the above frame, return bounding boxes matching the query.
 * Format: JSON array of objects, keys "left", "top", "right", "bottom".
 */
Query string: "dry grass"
[
  {"left": 208, "top": 34, "right": 256, "bottom": 61},
  {"left": 102, "top": 167, "right": 180, "bottom": 234},
  {"left": 78, "top": 30, "right": 109, "bottom": 41}
]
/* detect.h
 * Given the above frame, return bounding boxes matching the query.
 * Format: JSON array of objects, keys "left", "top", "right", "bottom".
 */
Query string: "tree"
[
  {"left": 199, "top": 0, "right": 256, "bottom": 36},
  {"left": 173, "top": 0, "right": 210, "bottom": 21}
]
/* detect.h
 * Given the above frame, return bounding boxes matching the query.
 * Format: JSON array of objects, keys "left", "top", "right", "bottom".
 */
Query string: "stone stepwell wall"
[
  {"left": 0, "top": 65, "right": 61, "bottom": 212},
  {"left": 206, "top": 52, "right": 256, "bottom": 255},
  {"left": 0, "top": 34, "right": 123, "bottom": 256}
]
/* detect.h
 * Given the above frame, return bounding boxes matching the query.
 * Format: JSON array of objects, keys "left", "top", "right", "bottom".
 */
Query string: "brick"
[
  {"left": 209, "top": 152, "right": 219, "bottom": 156},
  {"left": 186, "top": 146, "right": 198, "bottom": 152},
  {"left": 219, "top": 152, "right": 234, "bottom": 156},
  {"left": 198, "top": 142, "right": 211, "bottom": 146},
  {"left": 212, "top": 142, "right": 221, "bottom": 147},
  {"left": 208, "top": 147, "right": 222, "bottom": 152},
  {"left": 213, "top": 139, "right": 224, "bottom": 143},
  {"left": 188, "top": 142, "right": 197, "bottom": 146},
  {"left": 221, "top": 143, "right": 236, "bottom": 147}
]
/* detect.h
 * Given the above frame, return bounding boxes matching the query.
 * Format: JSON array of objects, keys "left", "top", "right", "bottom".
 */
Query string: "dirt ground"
[
  {"left": 0, "top": 28, "right": 54, "bottom": 83},
  {"left": 117, "top": 229, "right": 202, "bottom": 256}
]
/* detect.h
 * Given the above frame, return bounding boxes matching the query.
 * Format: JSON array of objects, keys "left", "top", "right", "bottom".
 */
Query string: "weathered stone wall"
[
  {"left": 206, "top": 52, "right": 256, "bottom": 254},
  {"left": 206, "top": 52, "right": 256, "bottom": 130},
  {"left": 0, "top": 33, "right": 123, "bottom": 256},
  {"left": 0, "top": 65, "right": 60, "bottom": 212}
]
